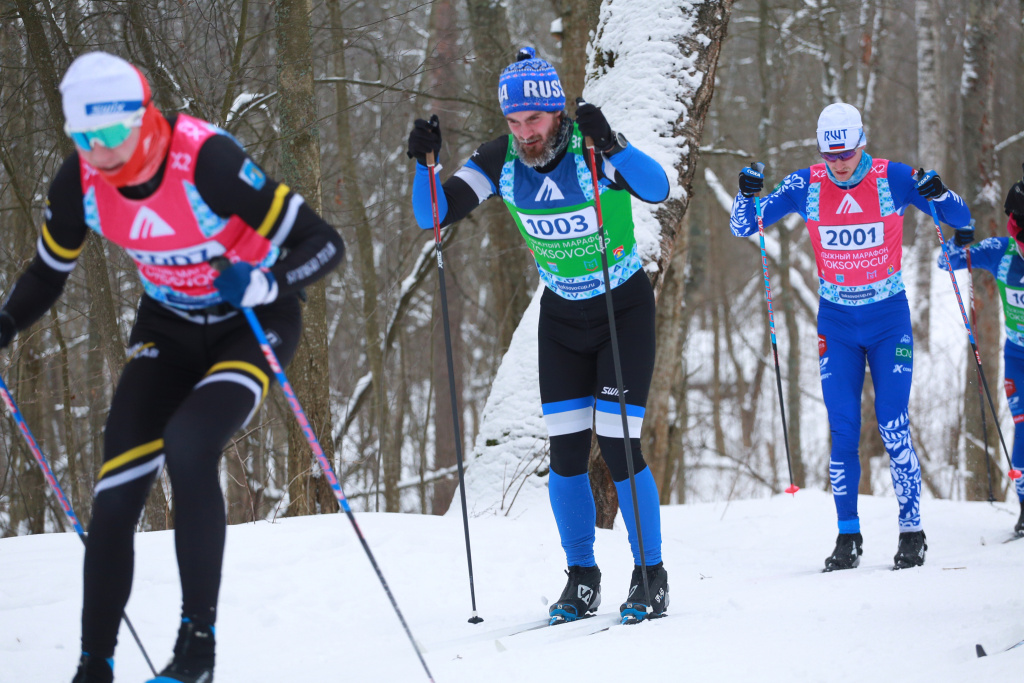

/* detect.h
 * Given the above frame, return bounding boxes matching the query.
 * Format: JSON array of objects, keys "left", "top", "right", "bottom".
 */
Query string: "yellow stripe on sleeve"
[
  {"left": 256, "top": 184, "right": 290, "bottom": 237},
  {"left": 99, "top": 439, "right": 164, "bottom": 479},
  {"left": 42, "top": 223, "right": 85, "bottom": 260},
  {"left": 206, "top": 361, "right": 270, "bottom": 398}
]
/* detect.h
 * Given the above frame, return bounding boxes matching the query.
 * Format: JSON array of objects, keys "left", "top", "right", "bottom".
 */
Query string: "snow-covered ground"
[{"left": 1, "top": 491, "right": 1021, "bottom": 682}]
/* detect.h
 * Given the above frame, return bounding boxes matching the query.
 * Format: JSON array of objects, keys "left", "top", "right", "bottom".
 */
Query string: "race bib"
[
  {"left": 519, "top": 206, "right": 598, "bottom": 241},
  {"left": 1007, "top": 289, "right": 1024, "bottom": 310},
  {"left": 817, "top": 222, "right": 884, "bottom": 251}
]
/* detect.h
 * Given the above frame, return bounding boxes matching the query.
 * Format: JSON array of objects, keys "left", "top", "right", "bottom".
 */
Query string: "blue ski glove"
[
  {"left": 915, "top": 169, "right": 948, "bottom": 200},
  {"left": 738, "top": 165, "right": 764, "bottom": 197},
  {"left": 213, "top": 262, "right": 278, "bottom": 309},
  {"left": 935, "top": 248, "right": 951, "bottom": 270}
]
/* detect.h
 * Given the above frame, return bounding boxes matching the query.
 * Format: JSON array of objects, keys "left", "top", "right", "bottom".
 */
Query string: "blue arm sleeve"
[
  {"left": 888, "top": 162, "right": 972, "bottom": 228},
  {"left": 729, "top": 169, "right": 808, "bottom": 237},
  {"left": 946, "top": 237, "right": 1007, "bottom": 274},
  {"left": 604, "top": 144, "right": 669, "bottom": 203},
  {"left": 412, "top": 163, "right": 448, "bottom": 230}
]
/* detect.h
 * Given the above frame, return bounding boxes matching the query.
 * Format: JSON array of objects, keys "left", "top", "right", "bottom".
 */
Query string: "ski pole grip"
[
  {"left": 752, "top": 161, "right": 765, "bottom": 174},
  {"left": 426, "top": 151, "right": 435, "bottom": 167},
  {"left": 209, "top": 256, "right": 231, "bottom": 273},
  {"left": 584, "top": 136, "right": 594, "bottom": 149}
]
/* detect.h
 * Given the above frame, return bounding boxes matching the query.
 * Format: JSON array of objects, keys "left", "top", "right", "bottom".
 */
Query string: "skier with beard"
[
  {"left": 406, "top": 47, "right": 671, "bottom": 624},
  {"left": 941, "top": 173, "right": 1024, "bottom": 537},
  {"left": 0, "top": 52, "right": 344, "bottom": 682},
  {"left": 729, "top": 102, "right": 972, "bottom": 571}
]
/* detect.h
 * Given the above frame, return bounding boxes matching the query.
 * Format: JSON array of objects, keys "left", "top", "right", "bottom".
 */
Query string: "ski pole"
[
  {"left": 921, "top": 170, "right": 1023, "bottom": 482},
  {"left": 965, "top": 240, "right": 996, "bottom": 501},
  {"left": 0, "top": 371, "right": 157, "bottom": 676},
  {"left": 424, "top": 146, "right": 484, "bottom": 625},
  {"left": 216, "top": 292, "right": 436, "bottom": 682},
  {"left": 583, "top": 133, "right": 653, "bottom": 620},
  {"left": 750, "top": 162, "right": 800, "bottom": 495}
]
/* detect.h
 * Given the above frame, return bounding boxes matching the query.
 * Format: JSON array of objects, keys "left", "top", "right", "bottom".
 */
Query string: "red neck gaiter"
[{"left": 97, "top": 105, "right": 172, "bottom": 188}]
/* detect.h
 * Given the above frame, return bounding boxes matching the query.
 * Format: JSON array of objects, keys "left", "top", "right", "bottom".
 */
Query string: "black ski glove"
[
  {"left": 0, "top": 311, "right": 16, "bottom": 350},
  {"left": 953, "top": 227, "right": 975, "bottom": 247},
  {"left": 914, "top": 169, "right": 948, "bottom": 200},
  {"left": 738, "top": 165, "right": 764, "bottom": 197},
  {"left": 574, "top": 99, "right": 614, "bottom": 152},
  {"left": 407, "top": 114, "right": 441, "bottom": 165},
  {"left": 1003, "top": 169, "right": 1024, "bottom": 219}
]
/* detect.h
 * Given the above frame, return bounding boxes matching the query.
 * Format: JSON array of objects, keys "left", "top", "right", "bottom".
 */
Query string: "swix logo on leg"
[
  {"left": 129, "top": 208, "right": 175, "bottom": 240},
  {"left": 836, "top": 194, "right": 863, "bottom": 214},
  {"left": 601, "top": 386, "right": 628, "bottom": 397},
  {"left": 535, "top": 177, "right": 565, "bottom": 202}
]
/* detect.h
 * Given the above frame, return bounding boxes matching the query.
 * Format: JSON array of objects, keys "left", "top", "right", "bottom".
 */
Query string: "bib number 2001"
[{"left": 818, "top": 222, "right": 884, "bottom": 251}]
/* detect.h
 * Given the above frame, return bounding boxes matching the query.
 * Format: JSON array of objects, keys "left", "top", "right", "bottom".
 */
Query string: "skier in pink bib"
[
  {"left": 729, "top": 103, "right": 973, "bottom": 571},
  {"left": 0, "top": 52, "right": 344, "bottom": 682}
]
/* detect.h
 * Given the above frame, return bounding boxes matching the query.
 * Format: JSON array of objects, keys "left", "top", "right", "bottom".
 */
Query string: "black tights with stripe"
[{"left": 81, "top": 294, "right": 301, "bottom": 659}]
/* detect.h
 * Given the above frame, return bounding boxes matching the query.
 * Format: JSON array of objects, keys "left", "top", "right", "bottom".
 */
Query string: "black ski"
[{"left": 976, "top": 637, "right": 1024, "bottom": 657}]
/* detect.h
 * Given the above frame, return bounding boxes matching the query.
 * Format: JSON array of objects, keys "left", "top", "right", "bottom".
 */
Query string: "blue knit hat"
[{"left": 498, "top": 47, "right": 565, "bottom": 115}]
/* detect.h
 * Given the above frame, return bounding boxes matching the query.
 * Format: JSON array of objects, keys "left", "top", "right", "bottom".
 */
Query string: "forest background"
[{"left": 0, "top": 0, "right": 1020, "bottom": 538}]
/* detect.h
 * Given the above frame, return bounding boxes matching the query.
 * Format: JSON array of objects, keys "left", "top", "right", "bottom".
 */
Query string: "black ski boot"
[
  {"left": 548, "top": 564, "right": 602, "bottom": 625},
  {"left": 71, "top": 654, "right": 113, "bottom": 683},
  {"left": 893, "top": 530, "right": 927, "bottom": 569},
  {"left": 148, "top": 618, "right": 215, "bottom": 682},
  {"left": 823, "top": 532, "right": 863, "bottom": 572},
  {"left": 619, "top": 562, "right": 669, "bottom": 624},
  {"left": 1016, "top": 505, "right": 1024, "bottom": 538}
]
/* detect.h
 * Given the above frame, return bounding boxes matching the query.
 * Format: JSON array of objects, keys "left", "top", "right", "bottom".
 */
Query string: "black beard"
[{"left": 513, "top": 114, "right": 570, "bottom": 168}]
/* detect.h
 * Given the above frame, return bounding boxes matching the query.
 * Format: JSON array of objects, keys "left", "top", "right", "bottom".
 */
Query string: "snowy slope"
[{"left": 1, "top": 492, "right": 1021, "bottom": 682}]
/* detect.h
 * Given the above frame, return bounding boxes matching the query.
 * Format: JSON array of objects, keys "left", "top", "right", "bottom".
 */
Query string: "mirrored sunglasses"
[
  {"left": 820, "top": 148, "right": 858, "bottom": 163},
  {"left": 65, "top": 108, "right": 145, "bottom": 150}
]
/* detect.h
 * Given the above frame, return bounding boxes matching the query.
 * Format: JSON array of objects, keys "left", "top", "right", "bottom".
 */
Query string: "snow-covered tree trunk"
[{"left": 463, "top": 0, "right": 734, "bottom": 518}]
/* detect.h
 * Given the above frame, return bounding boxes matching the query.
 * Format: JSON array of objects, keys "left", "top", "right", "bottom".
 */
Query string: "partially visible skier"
[
  {"left": 729, "top": 102, "right": 973, "bottom": 570},
  {"left": 942, "top": 173, "right": 1024, "bottom": 537},
  {"left": 0, "top": 52, "right": 344, "bottom": 682},
  {"left": 406, "top": 47, "right": 671, "bottom": 623}
]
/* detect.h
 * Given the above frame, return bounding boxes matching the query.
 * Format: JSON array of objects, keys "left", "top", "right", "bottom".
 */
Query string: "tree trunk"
[
  {"left": 465, "top": 0, "right": 532, "bottom": 355},
  {"left": 425, "top": 0, "right": 466, "bottom": 516},
  {"left": 276, "top": 0, "right": 336, "bottom": 516},
  {"left": 552, "top": 0, "right": 602, "bottom": 107},
  {"left": 960, "top": 0, "right": 1001, "bottom": 502}
]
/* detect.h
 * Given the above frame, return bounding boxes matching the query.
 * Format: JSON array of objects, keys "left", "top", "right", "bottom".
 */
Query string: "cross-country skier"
[
  {"left": 941, "top": 176, "right": 1024, "bottom": 537},
  {"left": 0, "top": 52, "right": 344, "bottom": 682},
  {"left": 729, "top": 102, "right": 973, "bottom": 570},
  {"left": 406, "top": 47, "right": 670, "bottom": 623}
]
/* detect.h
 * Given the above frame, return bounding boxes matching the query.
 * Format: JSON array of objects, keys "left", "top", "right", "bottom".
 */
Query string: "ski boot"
[
  {"left": 71, "top": 654, "right": 113, "bottom": 683},
  {"left": 823, "top": 532, "right": 863, "bottom": 572},
  {"left": 619, "top": 562, "right": 668, "bottom": 624},
  {"left": 548, "top": 564, "right": 601, "bottom": 625},
  {"left": 147, "top": 618, "right": 215, "bottom": 682},
  {"left": 1015, "top": 505, "right": 1024, "bottom": 538},
  {"left": 893, "top": 530, "right": 927, "bottom": 569}
]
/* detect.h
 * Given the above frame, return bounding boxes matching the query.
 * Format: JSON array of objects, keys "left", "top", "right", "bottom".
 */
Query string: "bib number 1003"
[
  {"left": 817, "top": 221, "right": 884, "bottom": 251},
  {"left": 520, "top": 206, "right": 598, "bottom": 241}
]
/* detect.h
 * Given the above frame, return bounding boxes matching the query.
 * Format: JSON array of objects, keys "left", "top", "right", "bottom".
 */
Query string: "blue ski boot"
[
  {"left": 548, "top": 565, "right": 601, "bottom": 625},
  {"left": 619, "top": 562, "right": 668, "bottom": 624},
  {"left": 71, "top": 653, "right": 113, "bottom": 683},
  {"left": 147, "top": 618, "right": 215, "bottom": 683}
]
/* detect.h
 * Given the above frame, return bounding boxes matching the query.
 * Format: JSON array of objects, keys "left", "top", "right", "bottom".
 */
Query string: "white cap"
[
  {"left": 816, "top": 102, "right": 865, "bottom": 153},
  {"left": 60, "top": 52, "right": 148, "bottom": 132}
]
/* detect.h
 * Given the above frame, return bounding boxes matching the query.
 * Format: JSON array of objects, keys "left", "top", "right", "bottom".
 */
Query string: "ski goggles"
[
  {"left": 64, "top": 107, "right": 146, "bottom": 150},
  {"left": 819, "top": 148, "right": 859, "bottom": 162}
]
